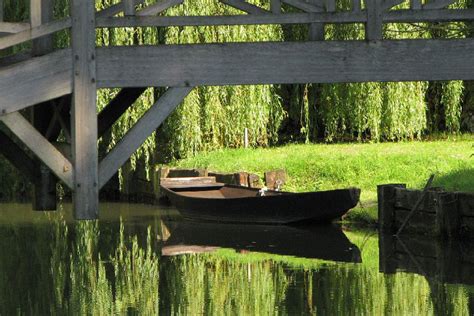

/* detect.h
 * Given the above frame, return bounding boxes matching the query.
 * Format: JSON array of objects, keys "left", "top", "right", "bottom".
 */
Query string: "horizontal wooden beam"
[
  {"left": 0, "top": 49, "right": 72, "bottom": 115},
  {"left": 220, "top": 0, "right": 269, "bottom": 15},
  {"left": 0, "top": 112, "right": 73, "bottom": 188},
  {"left": 99, "top": 87, "right": 192, "bottom": 188},
  {"left": 0, "top": 22, "right": 30, "bottom": 33},
  {"left": 423, "top": 0, "right": 457, "bottom": 10},
  {"left": 96, "top": 9, "right": 474, "bottom": 28},
  {"left": 136, "top": 0, "right": 183, "bottom": 16},
  {"left": 0, "top": 17, "right": 70, "bottom": 51},
  {"left": 97, "top": 11, "right": 366, "bottom": 28},
  {"left": 97, "top": 39, "right": 474, "bottom": 87},
  {"left": 385, "top": 9, "right": 474, "bottom": 22}
]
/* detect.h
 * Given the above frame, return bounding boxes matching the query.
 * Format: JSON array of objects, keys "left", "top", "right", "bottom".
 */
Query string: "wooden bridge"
[{"left": 0, "top": 0, "right": 473, "bottom": 219}]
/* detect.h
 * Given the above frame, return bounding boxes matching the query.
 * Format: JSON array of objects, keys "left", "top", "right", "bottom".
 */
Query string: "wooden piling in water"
[
  {"left": 378, "top": 183, "right": 474, "bottom": 239},
  {"left": 377, "top": 184, "right": 406, "bottom": 233}
]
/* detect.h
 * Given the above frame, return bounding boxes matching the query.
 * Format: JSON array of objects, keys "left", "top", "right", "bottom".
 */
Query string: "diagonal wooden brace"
[
  {"left": 98, "top": 87, "right": 192, "bottom": 189},
  {"left": 0, "top": 112, "right": 73, "bottom": 188}
]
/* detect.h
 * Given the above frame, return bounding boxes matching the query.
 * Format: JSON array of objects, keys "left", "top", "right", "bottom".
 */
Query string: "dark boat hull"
[{"left": 161, "top": 184, "right": 361, "bottom": 224}]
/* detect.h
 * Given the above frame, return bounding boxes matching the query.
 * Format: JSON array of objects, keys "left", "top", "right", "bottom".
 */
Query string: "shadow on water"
[{"left": 0, "top": 202, "right": 474, "bottom": 314}]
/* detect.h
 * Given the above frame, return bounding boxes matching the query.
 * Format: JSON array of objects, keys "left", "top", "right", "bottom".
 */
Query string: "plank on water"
[{"left": 96, "top": 39, "right": 474, "bottom": 87}]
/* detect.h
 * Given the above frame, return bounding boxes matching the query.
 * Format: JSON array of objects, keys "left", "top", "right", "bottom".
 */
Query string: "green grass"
[{"left": 173, "top": 135, "right": 474, "bottom": 224}]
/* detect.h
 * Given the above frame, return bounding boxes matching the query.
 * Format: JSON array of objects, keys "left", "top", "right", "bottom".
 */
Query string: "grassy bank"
[{"left": 173, "top": 136, "right": 474, "bottom": 224}]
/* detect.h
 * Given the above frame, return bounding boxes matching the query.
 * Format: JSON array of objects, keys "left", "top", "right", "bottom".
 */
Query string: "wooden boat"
[
  {"left": 162, "top": 221, "right": 361, "bottom": 263},
  {"left": 160, "top": 183, "right": 361, "bottom": 224}
]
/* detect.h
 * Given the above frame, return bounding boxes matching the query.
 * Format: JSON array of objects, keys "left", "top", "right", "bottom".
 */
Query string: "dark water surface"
[{"left": 0, "top": 203, "right": 473, "bottom": 315}]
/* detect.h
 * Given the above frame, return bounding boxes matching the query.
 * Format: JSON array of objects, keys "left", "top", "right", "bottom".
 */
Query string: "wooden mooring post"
[{"left": 378, "top": 183, "right": 474, "bottom": 239}]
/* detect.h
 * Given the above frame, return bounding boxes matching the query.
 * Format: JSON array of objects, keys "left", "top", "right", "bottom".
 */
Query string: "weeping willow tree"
[
  {"left": 0, "top": 0, "right": 469, "bottom": 180},
  {"left": 155, "top": 0, "right": 285, "bottom": 161}
]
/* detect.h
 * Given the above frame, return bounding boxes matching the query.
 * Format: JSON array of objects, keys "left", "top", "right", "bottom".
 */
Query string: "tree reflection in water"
[{"left": 0, "top": 207, "right": 473, "bottom": 315}]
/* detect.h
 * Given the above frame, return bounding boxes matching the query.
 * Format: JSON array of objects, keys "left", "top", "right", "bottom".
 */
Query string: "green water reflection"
[{"left": 0, "top": 203, "right": 473, "bottom": 315}]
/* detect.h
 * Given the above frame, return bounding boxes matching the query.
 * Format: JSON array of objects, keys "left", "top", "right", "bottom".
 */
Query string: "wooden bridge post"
[
  {"left": 71, "top": 0, "right": 99, "bottom": 219},
  {"left": 31, "top": 0, "right": 58, "bottom": 211}
]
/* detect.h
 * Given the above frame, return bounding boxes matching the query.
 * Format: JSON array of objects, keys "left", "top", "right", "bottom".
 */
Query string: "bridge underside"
[{"left": 0, "top": 0, "right": 473, "bottom": 219}]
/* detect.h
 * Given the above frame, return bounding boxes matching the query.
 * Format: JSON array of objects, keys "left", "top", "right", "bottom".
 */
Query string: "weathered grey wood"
[
  {"left": 325, "top": 0, "right": 336, "bottom": 12},
  {"left": 396, "top": 174, "right": 435, "bottom": 236},
  {"left": 436, "top": 192, "right": 459, "bottom": 238},
  {"left": 457, "top": 192, "right": 474, "bottom": 217},
  {"left": 168, "top": 168, "right": 208, "bottom": 177},
  {"left": 411, "top": 0, "right": 422, "bottom": 10},
  {"left": 71, "top": 0, "right": 99, "bottom": 219},
  {"left": 0, "top": 22, "right": 30, "bottom": 33},
  {"left": 394, "top": 188, "right": 440, "bottom": 213},
  {"left": 30, "top": 0, "right": 42, "bottom": 28},
  {"left": 377, "top": 184, "right": 406, "bottom": 233},
  {"left": 352, "top": 0, "right": 361, "bottom": 12},
  {"left": 96, "top": 0, "right": 146, "bottom": 17},
  {"left": 32, "top": 163, "right": 57, "bottom": 210},
  {"left": 0, "top": 49, "right": 72, "bottom": 115},
  {"left": 97, "top": 11, "right": 367, "bottom": 28},
  {"left": 31, "top": 0, "right": 57, "bottom": 212},
  {"left": 0, "top": 112, "right": 73, "bottom": 188},
  {"left": 282, "top": 0, "right": 323, "bottom": 12},
  {"left": 160, "top": 177, "right": 217, "bottom": 188},
  {"left": 385, "top": 9, "right": 474, "bottom": 22},
  {"left": 394, "top": 209, "right": 437, "bottom": 234},
  {"left": 97, "top": 39, "right": 474, "bottom": 87},
  {"left": 271, "top": 0, "right": 281, "bottom": 14},
  {"left": 0, "top": 18, "right": 71, "bottom": 50},
  {"left": 0, "top": 129, "right": 37, "bottom": 181},
  {"left": 98, "top": 88, "right": 146, "bottom": 137},
  {"left": 136, "top": 0, "right": 183, "bottom": 16},
  {"left": 424, "top": 0, "right": 456, "bottom": 10},
  {"left": 99, "top": 87, "right": 192, "bottom": 189},
  {"left": 309, "top": 0, "right": 324, "bottom": 41},
  {"left": 383, "top": 0, "right": 404, "bottom": 10},
  {"left": 96, "top": 9, "right": 474, "bottom": 28},
  {"left": 124, "top": 0, "right": 136, "bottom": 16},
  {"left": 366, "top": 0, "right": 383, "bottom": 41},
  {"left": 220, "top": 0, "right": 269, "bottom": 14}
]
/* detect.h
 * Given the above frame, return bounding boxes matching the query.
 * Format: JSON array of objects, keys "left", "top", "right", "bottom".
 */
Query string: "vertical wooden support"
[
  {"left": 377, "top": 184, "right": 406, "bottom": 233},
  {"left": 71, "top": 0, "right": 99, "bottom": 219},
  {"left": 0, "top": 0, "right": 4, "bottom": 22},
  {"left": 436, "top": 192, "right": 459, "bottom": 238},
  {"left": 411, "top": 0, "right": 422, "bottom": 10},
  {"left": 308, "top": 0, "right": 324, "bottom": 41},
  {"left": 352, "top": 0, "right": 361, "bottom": 12},
  {"left": 365, "top": 0, "right": 383, "bottom": 41},
  {"left": 271, "top": 0, "right": 281, "bottom": 13},
  {"left": 31, "top": 0, "right": 56, "bottom": 210},
  {"left": 31, "top": 0, "right": 53, "bottom": 55},
  {"left": 124, "top": 0, "right": 136, "bottom": 16}
]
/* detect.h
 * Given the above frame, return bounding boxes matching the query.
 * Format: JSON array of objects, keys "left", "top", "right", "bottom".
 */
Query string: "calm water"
[{"left": 0, "top": 203, "right": 473, "bottom": 315}]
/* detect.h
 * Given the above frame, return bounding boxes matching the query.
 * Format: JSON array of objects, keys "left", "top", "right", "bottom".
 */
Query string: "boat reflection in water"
[{"left": 162, "top": 221, "right": 362, "bottom": 263}]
